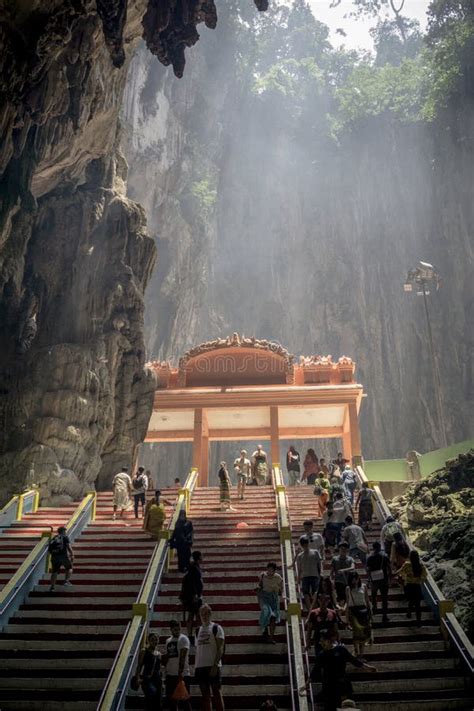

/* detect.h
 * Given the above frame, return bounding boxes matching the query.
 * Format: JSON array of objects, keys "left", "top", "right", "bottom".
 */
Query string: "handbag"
[{"left": 172, "top": 678, "right": 191, "bottom": 701}]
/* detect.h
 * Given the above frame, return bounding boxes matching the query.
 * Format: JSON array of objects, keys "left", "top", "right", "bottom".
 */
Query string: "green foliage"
[
  {"left": 335, "top": 55, "right": 429, "bottom": 123},
  {"left": 190, "top": 177, "right": 217, "bottom": 218},
  {"left": 226, "top": 0, "right": 474, "bottom": 134}
]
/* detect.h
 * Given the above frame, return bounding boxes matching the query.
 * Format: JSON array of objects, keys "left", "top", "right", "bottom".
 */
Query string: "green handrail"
[{"left": 97, "top": 469, "right": 198, "bottom": 711}]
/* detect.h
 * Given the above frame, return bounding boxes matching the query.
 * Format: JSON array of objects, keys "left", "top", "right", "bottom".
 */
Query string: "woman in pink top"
[{"left": 302, "top": 449, "right": 319, "bottom": 485}]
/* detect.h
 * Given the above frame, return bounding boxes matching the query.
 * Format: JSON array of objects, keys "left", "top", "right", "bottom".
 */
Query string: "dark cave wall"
[{"left": 0, "top": 1, "right": 156, "bottom": 503}]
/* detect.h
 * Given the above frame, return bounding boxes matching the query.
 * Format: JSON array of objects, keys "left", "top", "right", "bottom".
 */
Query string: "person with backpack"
[
  {"left": 342, "top": 516, "right": 368, "bottom": 566},
  {"left": 366, "top": 541, "right": 390, "bottom": 624},
  {"left": 256, "top": 561, "right": 284, "bottom": 643},
  {"left": 48, "top": 526, "right": 74, "bottom": 591},
  {"left": 341, "top": 465, "right": 357, "bottom": 506},
  {"left": 131, "top": 466, "right": 149, "bottom": 519},
  {"left": 380, "top": 516, "right": 404, "bottom": 557},
  {"left": 170, "top": 509, "right": 194, "bottom": 573},
  {"left": 180, "top": 550, "right": 203, "bottom": 640},
  {"left": 331, "top": 493, "right": 352, "bottom": 546},
  {"left": 194, "top": 604, "right": 225, "bottom": 711},
  {"left": 164, "top": 619, "right": 192, "bottom": 711}
]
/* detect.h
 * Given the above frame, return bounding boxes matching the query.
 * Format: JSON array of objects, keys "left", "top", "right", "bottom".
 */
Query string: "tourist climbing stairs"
[
  {"left": 287, "top": 484, "right": 472, "bottom": 710},
  {"left": 0, "top": 488, "right": 176, "bottom": 711},
  {"left": 148, "top": 485, "right": 292, "bottom": 709},
  {"left": 0, "top": 491, "right": 77, "bottom": 591}
]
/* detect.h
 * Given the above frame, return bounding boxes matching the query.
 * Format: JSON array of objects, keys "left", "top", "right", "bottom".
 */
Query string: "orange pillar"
[
  {"left": 342, "top": 405, "right": 352, "bottom": 465},
  {"left": 192, "top": 409, "right": 209, "bottom": 486},
  {"left": 270, "top": 406, "right": 280, "bottom": 466},
  {"left": 348, "top": 402, "right": 362, "bottom": 467}
]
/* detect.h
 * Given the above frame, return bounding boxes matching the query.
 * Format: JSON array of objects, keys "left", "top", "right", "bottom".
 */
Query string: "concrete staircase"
[
  {"left": 0, "top": 504, "right": 77, "bottom": 591},
  {"left": 287, "top": 485, "right": 472, "bottom": 710},
  {"left": 142, "top": 485, "right": 291, "bottom": 709},
  {"left": 0, "top": 489, "right": 176, "bottom": 711}
]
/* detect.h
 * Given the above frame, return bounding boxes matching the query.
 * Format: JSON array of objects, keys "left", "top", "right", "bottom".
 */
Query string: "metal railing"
[
  {"left": 97, "top": 469, "right": 198, "bottom": 711},
  {"left": 0, "top": 488, "right": 40, "bottom": 530},
  {"left": 355, "top": 465, "right": 474, "bottom": 677},
  {"left": 0, "top": 490, "right": 96, "bottom": 630},
  {"left": 272, "top": 466, "right": 311, "bottom": 711}
]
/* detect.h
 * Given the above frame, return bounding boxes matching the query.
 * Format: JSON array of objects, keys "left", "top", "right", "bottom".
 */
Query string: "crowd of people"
[{"left": 44, "top": 456, "right": 427, "bottom": 711}]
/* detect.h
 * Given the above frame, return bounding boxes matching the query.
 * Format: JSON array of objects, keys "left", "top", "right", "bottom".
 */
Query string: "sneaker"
[
  {"left": 382, "top": 616, "right": 390, "bottom": 623},
  {"left": 49, "top": 585, "right": 55, "bottom": 592},
  {"left": 406, "top": 611, "right": 412, "bottom": 619},
  {"left": 112, "top": 514, "right": 116, "bottom": 520},
  {"left": 63, "top": 581, "right": 73, "bottom": 587}
]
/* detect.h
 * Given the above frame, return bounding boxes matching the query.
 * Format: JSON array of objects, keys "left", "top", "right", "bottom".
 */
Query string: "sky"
[{"left": 307, "top": 0, "right": 431, "bottom": 50}]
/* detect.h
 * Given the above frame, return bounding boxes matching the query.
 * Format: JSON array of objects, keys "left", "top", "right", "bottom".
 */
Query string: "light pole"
[{"left": 403, "top": 261, "right": 447, "bottom": 449}]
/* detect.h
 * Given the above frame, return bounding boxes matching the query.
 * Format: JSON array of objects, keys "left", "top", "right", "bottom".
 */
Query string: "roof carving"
[{"left": 179, "top": 332, "right": 294, "bottom": 369}]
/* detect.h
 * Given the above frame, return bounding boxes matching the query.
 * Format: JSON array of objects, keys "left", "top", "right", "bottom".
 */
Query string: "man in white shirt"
[
  {"left": 234, "top": 449, "right": 251, "bottom": 500},
  {"left": 165, "top": 619, "right": 191, "bottom": 711},
  {"left": 294, "top": 536, "right": 322, "bottom": 611},
  {"left": 342, "top": 515, "right": 368, "bottom": 565},
  {"left": 302, "top": 520, "right": 325, "bottom": 557},
  {"left": 331, "top": 492, "right": 352, "bottom": 545},
  {"left": 194, "top": 604, "right": 225, "bottom": 711}
]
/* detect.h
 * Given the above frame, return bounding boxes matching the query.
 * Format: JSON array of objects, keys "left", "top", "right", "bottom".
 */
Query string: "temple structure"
[{"left": 145, "top": 334, "right": 364, "bottom": 485}]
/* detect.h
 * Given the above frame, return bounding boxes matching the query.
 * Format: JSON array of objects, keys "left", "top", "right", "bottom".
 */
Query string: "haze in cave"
[{"left": 122, "top": 1, "right": 473, "bottom": 482}]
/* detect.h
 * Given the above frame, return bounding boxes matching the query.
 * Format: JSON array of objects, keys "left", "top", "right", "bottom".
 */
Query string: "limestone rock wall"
[
  {"left": 0, "top": 2, "right": 156, "bottom": 504},
  {"left": 389, "top": 451, "right": 474, "bottom": 639},
  {"left": 0, "top": 1, "right": 268, "bottom": 503},
  {"left": 123, "top": 33, "right": 473, "bottom": 470}
]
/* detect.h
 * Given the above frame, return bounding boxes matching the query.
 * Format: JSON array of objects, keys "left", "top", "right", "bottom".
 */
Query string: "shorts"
[
  {"left": 51, "top": 555, "right": 72, "bottom": 574},
  {"left": 194, "top": 666, "right": 222, "bottom": 691},
  {"left": 182, "top": 597, "right": 202, "bottom": 614},
  {"left": 301, "top": 576, "right": 319, "bottom": 596}
]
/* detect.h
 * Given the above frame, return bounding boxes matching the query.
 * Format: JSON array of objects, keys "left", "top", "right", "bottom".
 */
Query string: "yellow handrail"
[
  {"left": 66, "top": 491, "right": 97, "bottom": 529},
  {"left": 0, "top": 532, "right": 51, "bottom": 610},
  {"left": 96, "top": 469, "right": 199, "bottom": 711},
  {"left": 272, "top": 468, "right": 308, "bottom": 711},
  {"left": 97, "top": 615, "right": 144, "bottom": 711},
  {"left": 356, "top": 466, "right": 460, "bottom": 623},
  {"left": 1, "top": 492, "right": 96, "bottom": 611}
]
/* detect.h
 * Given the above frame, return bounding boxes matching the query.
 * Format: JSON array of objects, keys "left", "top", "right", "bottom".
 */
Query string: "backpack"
[
  {"left": 196, "top": 623, "right": 225, "bottom": 662},
  {"left": 132, "top": 474, "right": 144, "bottom": 490},
  {"left": 48, "top": 534, "right": 65, "bottom": 556},
  {"left": 385, "top": 522, "right": 400, "bottom": 540}
]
